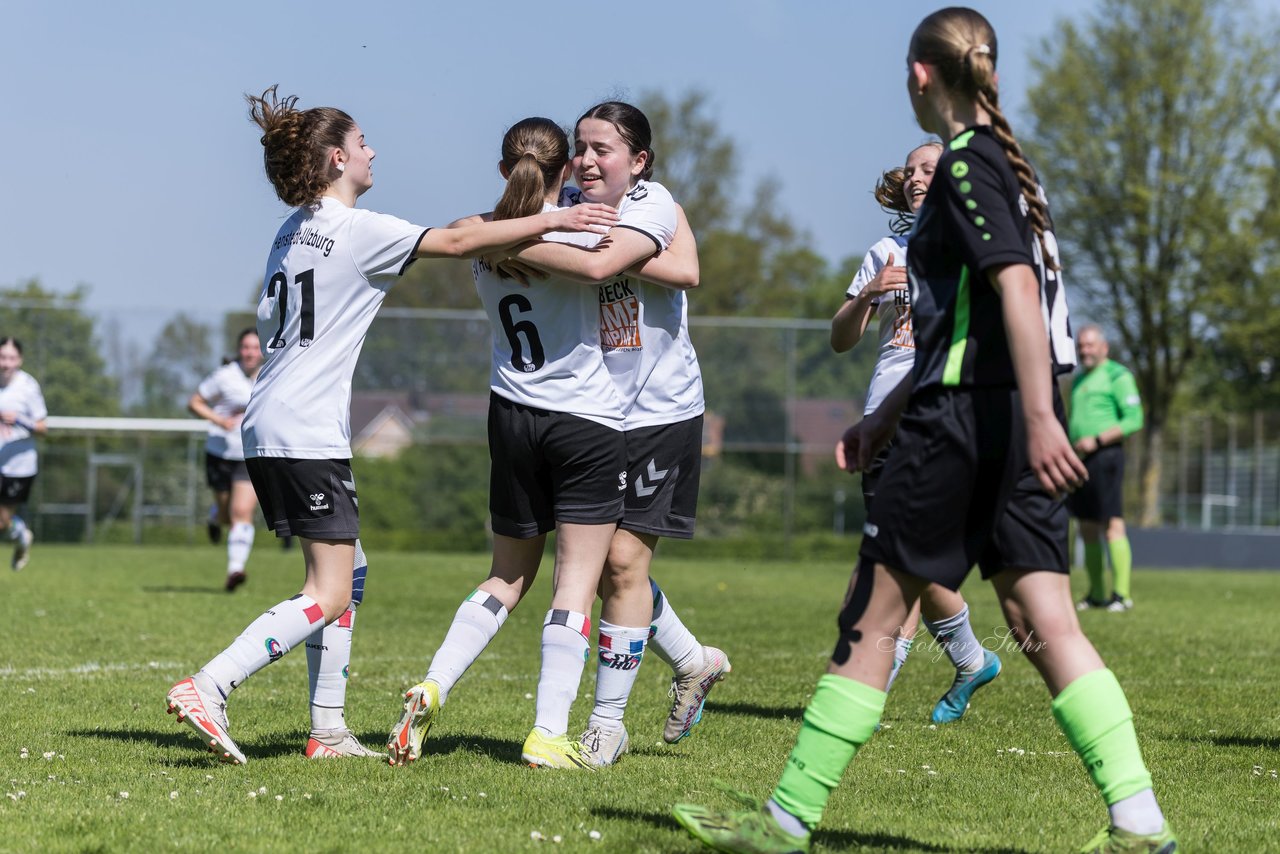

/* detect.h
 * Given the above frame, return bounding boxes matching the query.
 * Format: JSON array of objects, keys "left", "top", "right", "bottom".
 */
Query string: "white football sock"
[
  {"left": 1109, "top": 788, "right": 1165, "bottom": 835},
  {"left": 533, "top": 609, "right": 590, "bottom": 737},
  {"left": 425, "top": 589, "right": 509, "bottom": 704},
  {"left": 199, "top": 593, "right": 327, "bottom": 697},
  {"left": 885, "top": 634, "right": 914, "bottom": 692},
  {"left": 924, "top": 604, "right": 985, "bottom": 673},
  {"left": 647, "top": 579, "right": 703, "bottom": 676},
  {"left": 5, "top": 515, "right": 27, "bottom": 541},
  {"left": 588, "top": 621, "right": 648, "bottom": 728},
  {"left": 227, "top": 522, "right": 255, "bottom": 573},
  {"left": 306, "top": 539, "right": 368, "bottom": 730}
]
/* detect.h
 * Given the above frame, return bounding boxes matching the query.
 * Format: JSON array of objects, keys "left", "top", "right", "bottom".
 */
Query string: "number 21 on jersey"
[{"left": 264, "top": 268, "right": 315, "bottom": 350}]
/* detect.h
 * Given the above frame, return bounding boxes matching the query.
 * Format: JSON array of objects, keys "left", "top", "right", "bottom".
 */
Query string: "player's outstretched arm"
[
  {"left": 415, "top": 204, "right": 618, "bottom": 260},
  {"left": 629, "top": 204, "right": 699, "bottom": 291},
  {"left": 508, "top": 227, "right": 660, "bottom": 284}
]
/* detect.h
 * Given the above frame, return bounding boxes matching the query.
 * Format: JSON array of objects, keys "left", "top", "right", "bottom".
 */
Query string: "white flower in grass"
[
  {"left": 169, "top": 791, "right": 179, "bottom": 800},
  {"left": 478, "top": 792, "right": 486, "bottom": 798},
  {"left": 303, "top": 793, "right": 312, "bottom": 800},
  {"left": 118, "top": 791, "right": 129, "bottom": 799},
  {"left": 589, "top": 830, "right": 602, "bottom": 841},
  {"left": 553, "top": 835, "right": 563, "bottom": 843},
  {"left": 19, "top": 749, "right": 29, "bottom": 759},
  {"left": 275, "top": 795, "right": 283, "bottom": 802},
  {"left": 257, "top": 786, "right": 267, "bottom": 795},
  {"left": 42, "top": 752, "right": 55, "bottom": 761},
  {"left": 530, "top": 831, "right": 545, "bottom": 841},
  {"left": 248, "top": 791, "right": 258, "bottom": 799},
  {"left": 524, "top": 693, "right": 534, "bottom": 700}
]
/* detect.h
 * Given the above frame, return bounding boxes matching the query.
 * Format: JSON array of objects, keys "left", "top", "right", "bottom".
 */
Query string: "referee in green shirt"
[{"left": 1068, "top": 325, "right": 1144, "bottom": 611}]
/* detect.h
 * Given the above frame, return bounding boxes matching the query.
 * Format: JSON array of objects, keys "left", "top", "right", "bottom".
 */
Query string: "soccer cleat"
[
  {"left": 305, "top": 728, "right": 383, "bottom": 759},
  {"left": 665, "top": 646, "right": 732, "bottom": 743},
  {"left": 387, "top": 680, "right": 441, "bottom": 766},
  {"left": 225, "top": 571, "right": 247, "bottom": 592},
  {"left": 1079, "top": 822, "right": 1178, "bottom": 853},
  {"left": 165, "top": 676, "right": 247, "bottom": 765},
  {"left": 11, "top": 528, "right": 33, "bottom": 571},
  {"left": 1106, "top": 594, "right": 1134, "bottom": 612},
  {"left": 1077, "top": 596, "right": 1109, "bottom": 611},
  {"left": 673, "top": 792, "right": 810, "bottom": 854},
  {"left": 521, "top": 729, "right": 594, "bottom": 770},
  {"left": 931, "top": 649, "right": 1001, "bottom": 723},
  {"left": 579, "top": 722, "right": 629, "bottom": 767},
  {"left": 207, "top": 521, "right": 222, "bottom": 545}
]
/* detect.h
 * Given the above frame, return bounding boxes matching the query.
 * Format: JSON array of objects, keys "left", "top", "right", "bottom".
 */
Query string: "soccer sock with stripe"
[
  {"left": 533, "top": 609, "right": 591, "bottom": 737},
  {"left": 199, "top": 593, "right": 327, "bottom": 697},
  {"left": 588, "top": 621, "right": 648, "bottom": 729},
  {"left": 770, "top": 674, "right": 886, "bottom": 829},
  {"left": 1084, "top": 541, "right": 1107, "bottom": 600},
  {"left": 647, "top": 578, "right": 703, "bottom": 676},
  {"left": 1051, "top": 668, "right": 1163, "bottom": 833},
  {"left": 425, "top": 588, "right": 509, "bottom": 704},
  {"left": 1109, "top": 536, "right": 1133, "bottom": 600},
  {"left": 226, "top": 522, "right": 255, "bottom": 573},
  {"left": 306, "top": 540, "right": 367, "bottom": 731},
  {"left": 4, "top": 515, "right": 27, "bottom": 541},
  {"left": 884, "top": 635, "right": 913, "bottom": 692},
  {"left": 923, "top": 604, "right": 985, "bottom": 673}
]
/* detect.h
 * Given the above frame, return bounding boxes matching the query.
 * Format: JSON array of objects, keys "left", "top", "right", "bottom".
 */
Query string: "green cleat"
[
  {"left": 673, "top": 790, "right": 810, "bottom": 854},
  {"left": 1080, "top": 822, "right": 1178, "bottom": 853},
  {"left": 521, "top": 728, "right": 594, "bottom": 770}
]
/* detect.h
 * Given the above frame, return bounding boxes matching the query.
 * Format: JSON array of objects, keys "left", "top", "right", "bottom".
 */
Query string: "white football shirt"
[
  {"left": 196, "top": 361, "right": 256, "bottom": 460},
  {"left": 564, "top": 180, "right": 704, "bottom": 429},
  {"left": 846, "top": 235, "right": 916, "bottom": 415},
  {"left": 241, "top": 196, "right": 428, "bottom": 459},
  {"left": 0, "top": 370, "right": 48, "bottom": 477},
  {"left": 475, "top": 203, "right": 625, "bottom": 429}
]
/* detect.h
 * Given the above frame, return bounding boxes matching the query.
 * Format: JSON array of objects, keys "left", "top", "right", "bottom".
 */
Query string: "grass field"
[{"left": 2, "top": 544, "right": 1278, "bottom": 852}]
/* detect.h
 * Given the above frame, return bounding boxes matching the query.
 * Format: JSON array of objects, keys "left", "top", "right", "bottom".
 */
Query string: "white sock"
[
  {"left": 885, "top": 634, "right": 914, "bottom": 692},
  {"left": 306, "top": 539, "right": 368, "bottom": 730},
  {"left": 227, "top": 522, "right": 255, "bottom": 573},
  {"left": 199, "top": 593, "right": 327, "bottom": 696},
  {"left": 924, "top": 604, "right": 985, "bottom": 673},
  {"left": 5, "top": 515, "right": 27, "bottom": 541},
  {"left": 647, "top": 579, "right": 703, "bottom": 676},
  {"left": 588, "top": 621, "right": 648, "bottom": 729},
  {"left": 1109, "top": 788, "right": 1165, "bottom": 835},
  {"left": 766, "top": 798, "right": 810, "bottom": 838},
  {"left": 533, "top": 609, "right": 590, "bottom": 737},
  {"left": 425, "top": 589, "right": 509, "bottom": 704}
]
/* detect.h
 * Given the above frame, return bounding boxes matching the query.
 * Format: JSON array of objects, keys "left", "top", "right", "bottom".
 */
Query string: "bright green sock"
[
  {"left": 1109, "top": 536, "right": 1132, "bottom": 600},
  {"left": 771, "top": 674, "right": 885, "bottom": 828},
  {"left": 1051, "top": 668, "right": 1153, "bottom": 805},
  {"left": 1084, "top": 541, "right": 1106, "bottom": 600}
]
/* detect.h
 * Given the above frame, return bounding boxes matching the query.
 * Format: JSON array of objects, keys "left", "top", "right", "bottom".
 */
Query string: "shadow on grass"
[
  {"left": 592, "top": 806, "right": 1032, "bottom": 853},
  {"left": 140, "top": 585, "right": 226, "bottom": 595},
  {"left": 405, "top": 732, "right": 525, "bottom": 764},
  {"left": 1201, "top": 733, "right": 1280, "bottom": 750},
  {"left": 704, "top": 700, "right": 805, "bottom": 720}
]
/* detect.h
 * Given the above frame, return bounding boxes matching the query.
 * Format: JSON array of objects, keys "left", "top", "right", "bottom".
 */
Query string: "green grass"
[{"left": 2, "top": 545, "right": 1277, "bottom": 852}]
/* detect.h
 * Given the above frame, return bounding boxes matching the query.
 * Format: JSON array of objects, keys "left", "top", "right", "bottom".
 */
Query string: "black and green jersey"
[
  {"left": 1068, "top": 359, "right": 1143, "bottom": 442},
  {"left": 907, "top": 126, "right": 1075, "bottom": 390}
]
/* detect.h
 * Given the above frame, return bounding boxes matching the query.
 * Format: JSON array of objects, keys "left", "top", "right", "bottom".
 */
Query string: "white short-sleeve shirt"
[
  {"left": 847, "top": 235, "right": 915, "bottom": 415},
  {"left": 0, "top": 370, "right": 48, "bottom": 477},
  {"left": 196, "top": 361, "right": 256, "bottom": 460},
  {"left": 241, "top": 196, "right": 428, "bottom": 459},
  {"left": 475, "top": 203, "right": 625, "bottom": 429}
]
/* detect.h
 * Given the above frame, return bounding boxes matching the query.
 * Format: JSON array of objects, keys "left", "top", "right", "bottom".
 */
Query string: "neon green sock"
[
  {"left": 1051, "top": 668, "right": 1153, "bottom": 805},
  {"left": 1084, "top": 541, "right": 1106, "bottom": 600},
  {"left": 1109, "top": 536, "right": 1132, "bottom": 600},
  {"left": 771, "top": 674, "right": 885, "bottom": 828}
]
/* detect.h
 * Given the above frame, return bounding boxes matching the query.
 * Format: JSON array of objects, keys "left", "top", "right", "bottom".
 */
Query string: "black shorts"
[
  {"left": 488, "top": 393, "right": 627, "bottom": 539},
  {"left": 205, "top": 453, "right": 251, "bottom": 493},
  {"left": 0, "top": 474, "right": 35, "bottom": 505},
  {"left": 245, "top": 457, "right": 360, "bottom": 540},
  {"left": 859, "top": 386, "right": 1069, "bottom": 590},
  {"left": 620, "top": 414, "right": 703, "bottom": 539},
  {"left": 1066, "top": 444, "right": 1125, "bottom": 522},
  {"left": 860, "top": 443, "right": 895, "bottom": 511}
]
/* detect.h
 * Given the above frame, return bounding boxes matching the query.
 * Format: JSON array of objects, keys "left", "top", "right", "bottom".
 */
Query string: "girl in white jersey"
[
  {"left": 506, "top": 102, "right": 729, "bottom": 762},
  {"left": 831, "top": 143, "right": 1002, "bottom": 725},
  {"left": 387, "top": 116, "right": 698, "bottom": 769},
  {"left": 165, "top": 87, "right": 619, "bottom": 766},
  {"left": 0, "top": 338, "right": 47, "bottom": 571},
  {"left": 188, "top": 328, "right": 263, "bottom": 591}
]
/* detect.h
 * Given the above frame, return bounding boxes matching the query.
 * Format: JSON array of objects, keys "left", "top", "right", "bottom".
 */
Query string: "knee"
[{"left": 1106, "top": 518, "right": 1127, "bottom": 540}]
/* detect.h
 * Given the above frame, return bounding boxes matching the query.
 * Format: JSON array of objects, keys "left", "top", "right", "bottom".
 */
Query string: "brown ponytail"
[
  {"left": 245, "top": 85, "right": 355, "bottom": 208},
  {"left": 493, "top": 118, "right": 571, "bottom": 221}
]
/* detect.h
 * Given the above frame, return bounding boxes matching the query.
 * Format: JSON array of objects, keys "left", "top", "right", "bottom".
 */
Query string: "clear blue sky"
[{"left": 3, "top": 0, "right": 1268, "bottom": 325}]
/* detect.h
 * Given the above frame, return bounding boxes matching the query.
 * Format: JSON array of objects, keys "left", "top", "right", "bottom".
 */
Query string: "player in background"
[
  {"left": 387, "top": 116, "right": 696, "bottom": 770},
  {"left": 188, "top": 328, "right": 263, "bottom": 591},
  {"left": 506, "top": 101, "right": 729, "bottom": 765},
  {"left": 0, "top": 337, "right": 47, "bottom": 571},
  {"left": 832, "top": 142, "right": 1001, "bottom": 723},
  {"left": 165, "top": 86, "right": 619, "bottom": 765},
  {"left": 1068, "top": 324, "right": 1144, "bottom": 612},
  {"left": 675, "top": 9, "right": 1177, "bottom": 853}
]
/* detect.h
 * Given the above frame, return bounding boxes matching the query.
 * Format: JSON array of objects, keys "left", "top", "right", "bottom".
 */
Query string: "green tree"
[
  {"left": 1025, "top": 0, "right": 1280, "bottom": 524},
  {"left": 0, "top": 279, "right": 119, "bottom": 416},
  {"left": 138, "top": 313, "right": 216, "bottom": 416}
]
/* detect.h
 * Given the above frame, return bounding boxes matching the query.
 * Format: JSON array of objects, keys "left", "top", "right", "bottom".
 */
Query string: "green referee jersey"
[{"left": 1068, "top": 359, "right": 1144, "bottom": 442}]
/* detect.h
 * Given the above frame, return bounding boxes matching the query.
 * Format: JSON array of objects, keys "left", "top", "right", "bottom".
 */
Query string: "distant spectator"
[{"left": 0, "top": 337, "right": 47, "bottom": 571}]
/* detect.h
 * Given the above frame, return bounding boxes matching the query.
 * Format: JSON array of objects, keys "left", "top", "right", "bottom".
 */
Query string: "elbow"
[{"left": 678, "top": 272, "right": 700, "bottom": 291}]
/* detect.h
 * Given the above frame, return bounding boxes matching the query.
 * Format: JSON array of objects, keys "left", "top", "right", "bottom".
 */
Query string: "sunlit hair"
[
  {"left": 576, "top": 101, "right": 655, "bottom": 181},
  {"left": 909, "top": 7, "right": 1057, "bottom": 268},
  {"left": 0, "top": 337, "right": 22, "bottom": 355},
  {"left": 494, "top": 118, "right": 571, "bottom": 221},
  {"left": 245, "top": 85, "right": 356, "bottom": 208},
  {"left": 874, "top": 142, "right": 944, "bottom": 234}
]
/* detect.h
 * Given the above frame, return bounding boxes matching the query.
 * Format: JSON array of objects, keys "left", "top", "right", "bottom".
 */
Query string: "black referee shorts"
[
  {"left": 859, "top": 386, "right": 1069, "bottom": 590},
  {"left": 1066, "top": 444, "right": 1125, "bottom": 522}
]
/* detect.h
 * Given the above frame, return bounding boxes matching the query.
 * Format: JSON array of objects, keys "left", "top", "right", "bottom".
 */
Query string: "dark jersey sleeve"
[{"left": 936, "top": 146, "right": 1035, "bottom": 276}]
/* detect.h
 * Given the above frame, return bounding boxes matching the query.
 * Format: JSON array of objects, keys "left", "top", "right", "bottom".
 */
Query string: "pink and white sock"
[
  {"left": 533, "top": 609, "right": 590, "bottom": 737},
  {"left": 199, "top": 593, "right": 327, "bottom": 697},
  {"left": 588, "top": 621, "right": 648, "bottom": 729}
]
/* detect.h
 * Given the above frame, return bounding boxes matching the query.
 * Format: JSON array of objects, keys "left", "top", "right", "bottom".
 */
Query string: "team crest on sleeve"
[
  {"left": 625, "top": 183, "right": 649, "bottom": 201},
  {"left": 598, "top": 280, "right": 642, "bottom": 351}
]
